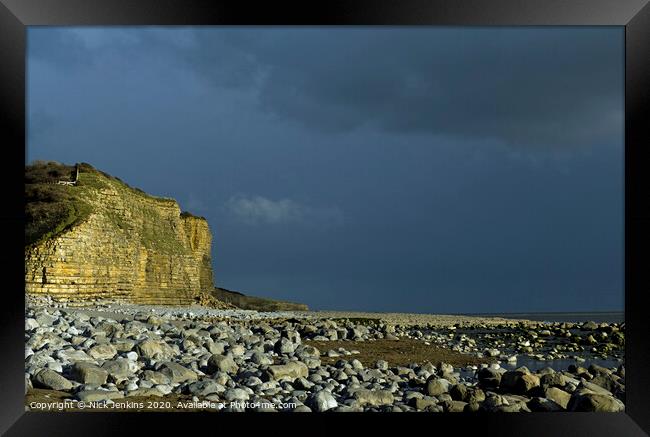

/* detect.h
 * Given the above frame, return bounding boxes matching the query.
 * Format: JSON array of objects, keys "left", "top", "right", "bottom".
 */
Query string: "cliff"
[{"left": 25, "top": 162, "right": 228, "bottom": 307}]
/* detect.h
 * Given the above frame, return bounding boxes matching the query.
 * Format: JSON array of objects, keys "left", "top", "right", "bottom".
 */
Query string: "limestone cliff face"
[{"left": 25, "top": 165, "right": 218, "bottom": 305}]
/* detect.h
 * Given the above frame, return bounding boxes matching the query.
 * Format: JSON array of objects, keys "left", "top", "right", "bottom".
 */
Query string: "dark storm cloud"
[
  {"left": 30, "top": 27, "right": 623, "bottom": 149},
  {"left": 179, "top": 28, "right": 622, "bottom": 148}
]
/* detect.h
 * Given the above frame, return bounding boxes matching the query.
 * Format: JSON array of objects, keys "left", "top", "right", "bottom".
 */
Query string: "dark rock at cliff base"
[{"left": 211, "top": 287, "right": 308, "bottom": 312}]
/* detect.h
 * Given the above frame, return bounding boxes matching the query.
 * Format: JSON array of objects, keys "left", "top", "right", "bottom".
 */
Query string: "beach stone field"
[{"left": 25, "top": 298, "right": 625, "bottom": 413}]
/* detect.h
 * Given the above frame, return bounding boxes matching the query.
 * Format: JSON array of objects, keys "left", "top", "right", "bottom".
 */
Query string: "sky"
[{"left": 27, "top": 27, "right": 624, "bottom": 314}]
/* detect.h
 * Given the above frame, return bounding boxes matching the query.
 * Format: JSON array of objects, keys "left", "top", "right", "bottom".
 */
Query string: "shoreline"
[
  {"left": 25, "top": 301, "right": 625, "bottom": 413},
  {"left": 29, "top": 294, "right": 624, "bottom": 325}
]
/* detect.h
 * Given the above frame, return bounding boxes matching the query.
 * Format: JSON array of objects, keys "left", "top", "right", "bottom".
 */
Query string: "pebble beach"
[{"left": 25, "top": 297, "right": 625, "bottom": 413}]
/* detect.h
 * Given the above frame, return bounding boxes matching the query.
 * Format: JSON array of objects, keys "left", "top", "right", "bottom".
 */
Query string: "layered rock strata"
[{"left": 25, "top": 165, "right": 219, "bottom": 306}]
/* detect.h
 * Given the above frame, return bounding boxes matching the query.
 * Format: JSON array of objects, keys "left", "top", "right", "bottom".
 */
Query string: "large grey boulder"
[
  {"left": 141, "top": 370, "right": 172, "bottom": 385},
  {"left": 72, "top": 362, "right": 109, "bottom": 385},
  {"left": 352, "top": 389, "right": 394, "bottom": 407},
  {"left": 33, "top": 369, "right": 73, "bottom": 391},
  {"left": 266, "top": 362, "right": 309, "bottom": 381},
  {"left": 187, "top": 380, "right": 224, "bottom": 397},
  {"left": 101, "top": 358, "right": 134, "bottom": 382},
  {"left": 426, "top": 377, "right": 451, "bottom": 396},
  {"left": 137, "top": 340, "right": 175, "bottom": 360},
  {"left": 295, "top": 345, "right": 320, "bottom": 359},
  {"left": 568, "top": 390, "right": 625, "bottom": 412},
  {"left": 500, "top": 370, "right": 540, "bottom": 394},
  {"left": 540, "top": 372, "right": 567, "bottom": 389},
  {"left": 275, "top": 337, "right": 295, "bottom": 354},
  {"left": 207, "top": 354, "right": 239, "bottom": 375},
  {"left": 310, "top": 390, "right": 338, "bottom": 412},
  {"left": 88, "top": 344, "right": 117, "bottom": 360},
  {"left": 159, "top": 362, "right": 198, "bottom": 383},
  {"left": 477, "top": 367, "right": 502, "bottom": 390},
  {"left": 224, "top": 388, "right": 249, "bottom": 402},
  {"left": 544, "top": 387, "right": 571, "bottom": 409},
  {"left": 56, "top": 349, "right": 93, "bottom": 363}
]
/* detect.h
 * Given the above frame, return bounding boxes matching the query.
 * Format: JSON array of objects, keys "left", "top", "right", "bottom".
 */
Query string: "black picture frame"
[{"left": 1, "top": 1, "right": 649, "bottom": 435}]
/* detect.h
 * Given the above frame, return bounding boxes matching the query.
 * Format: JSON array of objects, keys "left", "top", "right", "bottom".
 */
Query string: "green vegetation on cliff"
[
  {"left": 25, "top": 161, "right": 91, "bottom": 246},
  {"left": 76, "top": 162, "right": 176, "bottom": 203},
  {"left": 180, "top": 211, "right": 207, "bottom": 220},
  {"left": 25, "top": 161, "right": 183, "bottom": 249}
]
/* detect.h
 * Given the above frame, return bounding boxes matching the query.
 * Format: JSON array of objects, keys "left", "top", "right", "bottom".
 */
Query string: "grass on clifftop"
[
  {"left": 25, "top": 161, "right": 182, "bottom": 249},
  {"left": 76, "top": 162, "right": 176, "bottom": 203},
  {"left": 180, "top": 211, "right": 207, "bottom": 221},
  {"left": 25, "top": 161, "right": 92, "bottom": 246}
]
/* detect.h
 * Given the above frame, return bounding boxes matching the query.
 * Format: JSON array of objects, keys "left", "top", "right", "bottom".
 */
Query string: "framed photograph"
[{"left": 1, "top": 0, "right": 649, "bottom": 435}]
